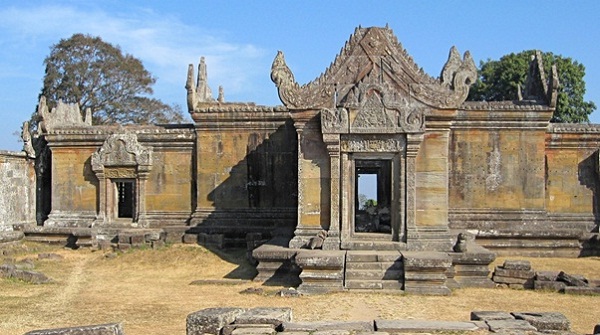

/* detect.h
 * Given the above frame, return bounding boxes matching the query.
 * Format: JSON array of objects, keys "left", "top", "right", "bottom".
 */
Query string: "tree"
[
  {"left": 468, "top": 50, "right": 596, "bottom": 123},
  {"left": 37, "top": 33, "right": 185, "bottom": 125}
]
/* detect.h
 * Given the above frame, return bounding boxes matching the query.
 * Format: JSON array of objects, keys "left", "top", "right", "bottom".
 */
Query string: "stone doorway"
[
  {"left": 355, "top": 159, "right": 391, "bottom": 234},
  {"left": 115, "top": 180, "right": 135, "bottom": 219}
]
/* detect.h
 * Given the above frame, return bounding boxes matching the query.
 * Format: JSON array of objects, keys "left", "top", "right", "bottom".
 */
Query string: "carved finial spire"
[
  {"left": 196, "top": 57, "right": 214, "bottom": 102},
  {"left": 218, "top": 85, "right": 224, "bottom": 103}
]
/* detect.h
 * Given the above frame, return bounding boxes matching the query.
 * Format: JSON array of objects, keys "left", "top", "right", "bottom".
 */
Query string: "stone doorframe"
[
  {"left": 91, "top": 134, "right": 152, "bottom": 227},
  {"left": 322, "top": 131, "right": 423, "bottom": 250}
]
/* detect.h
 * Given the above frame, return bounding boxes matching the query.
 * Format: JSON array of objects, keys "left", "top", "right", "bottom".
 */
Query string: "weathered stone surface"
[
  {"left": 375, "top": 319, "right": 479, "bottom": 332},
  {"left": 222, "top": 324, "right": 276, "bottom": 335},
  {"left": 282, "top": 321, "right": 373, "bottom": 332},
  {"left": 533, "top": 280, "right": 566, "bottom": 292},
  {"left": 470, "top": 311, "right": 514, "bottom": 321},
  {"left": 295, "top": 250, "right": 345, "bottom": 268},
  {"left": 186, "top": 307, "right": 246, "bottom": 335},
  {"left": 494, "top": 267, "right": 535, "bottom": 279},
  {"left": 502, "top": 260, "right": 531, "bottom": 271},
  {"left": 23, "top": 323, "right": 124, "bottom": 335},
  {"left": 235, "top": 307, "right": 293, "bottom": 327},
  {"left": 535, "top": 271, "right": 559, "bottom": 281},
  {"left": 512, "top": 312, "right": 570, "bottom": 331},
  {"left": 557, "top": 271, "right": 588, "bottom": 287},
  {"left": 486, "top": 319, "right": 537, "bottom": 332},
  {"left": 231, "top": 327, "right": 276, "bottom": 335},
  {"left": 0, "top": 264, "right": 52, "bottom": 284}
]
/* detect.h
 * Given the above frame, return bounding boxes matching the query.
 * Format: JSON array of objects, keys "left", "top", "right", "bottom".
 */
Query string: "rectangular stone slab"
[
  {"left": 282, "top": 321, "right": 373, "bottom": 332},
  {"left": 187, "top": 307, "right": 247, "bottom": 335},
  {"left": 235, "top": 307, "right": 293, "bottom": 327},
  {"left": 512, "top": 312, "right": 570, "bottom": 331},
  {"left": 23, "top": 323, "right": 124, "bottom": 335},
  {"left": 375, "top": 320, "right": 480, "bottom": 332}
]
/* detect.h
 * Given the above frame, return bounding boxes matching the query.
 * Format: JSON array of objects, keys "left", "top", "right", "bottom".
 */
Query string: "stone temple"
[{"left": 1, "top": 26, "right": 599, "bottom": 294}]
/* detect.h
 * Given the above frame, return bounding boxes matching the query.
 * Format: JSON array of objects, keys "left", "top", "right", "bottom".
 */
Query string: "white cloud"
[{"left": 0, "top": 4, "right": 270, "bottom": 104}]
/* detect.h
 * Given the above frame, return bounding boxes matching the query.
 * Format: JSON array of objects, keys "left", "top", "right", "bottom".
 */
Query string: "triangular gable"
[{"left": 271, "top": 26, "right": 477, "bottom": 110}]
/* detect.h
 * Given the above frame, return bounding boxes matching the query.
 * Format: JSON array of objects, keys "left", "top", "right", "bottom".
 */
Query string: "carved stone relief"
[
  {"left": 91, "top": 134, "right": 152, "bottom": 172},
  {"left": 340, "top": 135, "right": 405, "bottom": 153}
]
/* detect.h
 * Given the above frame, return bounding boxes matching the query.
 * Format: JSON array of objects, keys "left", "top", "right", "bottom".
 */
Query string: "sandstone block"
[
  {"left": 493, "top": 267, "right": 534, "bottom": 279},
  {"left": 186, "top": 307, "right": 246, "bottom": 335},
  {"left": 470, "top": 311, "right": 514, "bottom": 321},
  {"left": 235, "top": 307, "right": 292, "bottom": 328},
  {"left": 222, "top": 324, "right": 276, "bottom": 335},
  {"left": 486, "top": 319, "right": 537, "bottom": 332},
  {"left": 534, "top": 280, "right": 566, "bottom": 292},
  {"left": 512, "top": 312, "right": 570, "bottom": 331},
  {"left": 535, "top": 271, "right": 559, "bottom": 281},
  {"left": 557, "top": 271, "right": 588, "bottom": 287},
  {"left": 282, "top": 321, "right": 373, "bottom": 332},
  {"left": 23, "top": 323, "right": 124, "bottom": 335},
  {"left": 563, "top": 286, "right": 600, "bottom": 295},
  {"left": 375, "top": 320, "right": 479, "bottom": 332},
  {"left": 502, "top": 260, "right": 531, "bottom": 271}
]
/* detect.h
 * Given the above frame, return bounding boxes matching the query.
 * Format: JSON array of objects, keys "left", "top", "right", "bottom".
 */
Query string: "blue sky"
[{"left": 1, "top": 1, "right": 600, "bottom": 151}]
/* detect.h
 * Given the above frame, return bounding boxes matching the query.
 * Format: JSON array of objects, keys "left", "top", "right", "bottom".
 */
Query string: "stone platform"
[{"left": 252, "top": 241, "right": 495, "bottom": 295}]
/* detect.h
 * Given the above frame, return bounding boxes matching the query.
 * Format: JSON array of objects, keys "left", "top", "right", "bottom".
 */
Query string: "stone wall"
[
  {"left": 190, "top": 106, "right": 298, "bottom": 240},
  {"left": 0, "top": 150, "right": 36, "bottom": 231}
]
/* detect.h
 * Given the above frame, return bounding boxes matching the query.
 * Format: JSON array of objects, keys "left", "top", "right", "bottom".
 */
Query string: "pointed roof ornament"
[
  {"left": 271, "top": 26, "right": 478, "bottom": 110},
  {"left": 186, "top": 56, "right": 225, "bottom": 112},
  {"left": 519, "top": 51, "right": 559, "bottom": 108}
]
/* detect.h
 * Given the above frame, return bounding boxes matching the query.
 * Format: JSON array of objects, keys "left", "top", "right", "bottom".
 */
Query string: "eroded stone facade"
[{"left": 2, "top": 26, "right": 599, "bottom": 259}]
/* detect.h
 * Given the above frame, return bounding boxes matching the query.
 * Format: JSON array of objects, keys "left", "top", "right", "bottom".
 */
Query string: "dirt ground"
[{"left": 1, "top": 243, "right": 599, "bottom": 335}]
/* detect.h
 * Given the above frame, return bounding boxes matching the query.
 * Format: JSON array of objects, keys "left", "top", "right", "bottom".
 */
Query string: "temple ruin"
[{"left": 1, "top": 26, "right": 599, "bottom": 294}]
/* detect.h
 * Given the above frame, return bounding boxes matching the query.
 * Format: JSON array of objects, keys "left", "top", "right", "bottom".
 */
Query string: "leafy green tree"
[
  {"left": 38, "top": 33, "right": 185, "bottom": 125},
  {"left": 468, "top": 50, "right": 596, "bottom": 123}
]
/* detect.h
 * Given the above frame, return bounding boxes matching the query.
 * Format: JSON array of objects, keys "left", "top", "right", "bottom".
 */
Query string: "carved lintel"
[{"left": 340, "top": 134, "right": 405, "bottom": 153}]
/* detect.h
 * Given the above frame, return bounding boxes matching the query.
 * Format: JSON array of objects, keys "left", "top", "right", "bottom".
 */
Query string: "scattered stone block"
[
  {"left": 23, "top": 322, "right": 124, "bottom": 335},
  {"left": 375, "top": 319, "right": 479, "bottom": 332},
  {"left": 535, "top": 271, "right": 559, "bottom": 281},
  {"left": 470, "top": 311, "right": 514, "bottom": 321},
  {"left": 231, "top": 327, "right": 276, "bottom": 335},
  {"left": 494, "top": 267, "right": 535, "bottom": 279},
  {"left": 222, "top": 323, "right": 276, "bottom": 335},
  {"left": 534, "top": 280, "right": 566, "bottom": 292},
  {"left": 235, "top": 307, "right": 292, "bottom": 328},
  {"left": 512, "top": 312, "right": 570, "bottom": 331},
  {"left": 557, "top": 271, "right": 588, "bottom": 287},
  {"left": 186, "top": 307, "right": 246, "bottom": 335},
  {"left": 502, "top": 260, "right": 531, "bottom": 271},
  {"left": 282, "top": 321, "right": 373, "bottom": 332},
  {"left": 485, "top": 319, "right": 537, "bottom": 332}
]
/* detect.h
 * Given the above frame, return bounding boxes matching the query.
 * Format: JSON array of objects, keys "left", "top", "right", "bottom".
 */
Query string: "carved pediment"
[
  {"left": 272, "top": 26, "right": 477, "bottom": 110},
  {"left": 36, "top": 96, "right": 92, "bottom": 133},
  {"left": 321, "top": 82, "right": 424, "bottom": 135},
  {"left": 91, "top": 134, "right": 152, "bottom": 173}
]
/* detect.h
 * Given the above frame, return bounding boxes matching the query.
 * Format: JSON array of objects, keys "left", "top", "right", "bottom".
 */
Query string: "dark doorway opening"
[
  {"left": 354, "top": 160, "right": 391, "bottom": 233},
  {"left": 116, "top": 180, "right": 135, "bottom": 218}
]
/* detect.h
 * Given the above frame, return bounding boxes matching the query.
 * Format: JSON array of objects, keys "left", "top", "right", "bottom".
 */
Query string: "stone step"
[
  {"left": 345, "top": 261, "right": 402, "bottom": 271},
  {"left": 345, "top": 279, "right": 403, "bottom": 290},
  {"left": 345, "top": 269, "right": 403, "bottom": 281}
]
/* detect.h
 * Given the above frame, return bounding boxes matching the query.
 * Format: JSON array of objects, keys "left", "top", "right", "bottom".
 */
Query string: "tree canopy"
[
  {"left": 38, "top": 33, "right": 185, "bottom": 125},
  {"left": 468, "top": 50, "right": 596, "bottom": 123}
]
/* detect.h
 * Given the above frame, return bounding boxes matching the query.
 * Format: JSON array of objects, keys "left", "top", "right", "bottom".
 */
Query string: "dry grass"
[{"left": 1, "top": 243, "right": 599, "bottom": 335}]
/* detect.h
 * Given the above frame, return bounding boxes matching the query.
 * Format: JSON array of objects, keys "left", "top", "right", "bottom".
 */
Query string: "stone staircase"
[{"left": 344, "top": 250, "right": 403, "bottom": 290}]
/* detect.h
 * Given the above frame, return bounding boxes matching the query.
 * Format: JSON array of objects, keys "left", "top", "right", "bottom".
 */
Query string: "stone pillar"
[
  {"left": 137, "top": 170, "right": 150, "bottom": 227},
  {"left": 405, "top": 133, "right": 422, "bottom": 243},
  {"left": 94, "top": 172, "right": 106, "bottom": 225},
  {"left": 323, "top": 133, "right": 340, "bottom": 250},
  {"left": 289, "top": 111, "right": 329, "bottom": 249}
]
